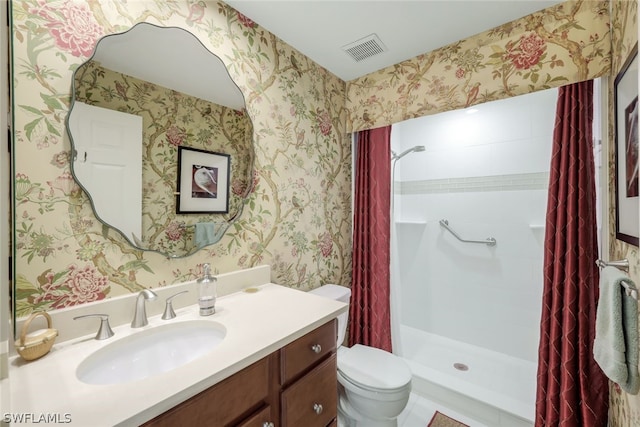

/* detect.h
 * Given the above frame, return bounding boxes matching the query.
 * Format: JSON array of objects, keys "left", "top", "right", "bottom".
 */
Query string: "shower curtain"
[
  {"left": 350, "top": 126, "right": 392, "bottom": 352},
  {"left": 535, "top": 80, "right": 608, "bottom": 426}
]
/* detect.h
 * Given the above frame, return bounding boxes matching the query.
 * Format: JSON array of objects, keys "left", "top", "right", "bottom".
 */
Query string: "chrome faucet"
[
  {"left": 162, "top": 290, "right": 189, "bottom": 320},
  {"left": 73, "top": 313, "right": 114, "bottom": 340},
  {"left": 131, "top": 289, "right": 158, "bottom": 328}
]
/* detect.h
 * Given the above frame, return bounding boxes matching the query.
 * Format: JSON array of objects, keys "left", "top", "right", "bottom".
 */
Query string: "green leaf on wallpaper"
[
  {"left": 15, "top": 299, "right": 35, "bottom": 318},
  {"left": 102, "top": 224, "right": 110, "bottom": 239},
  {"left": 23, "top": 117, "right": 42, "bottom": 141},
  {"left": 550, "top": 76, "right": 569, "bottom": 83},
  {"left": 19, "top": 105, "right": 43, "bottom": 115},
  {"left": 120, "top": 260, "right": 154, "bottom": 274},
  {"left": 14, "top": 274, "right": 40, "bottom": 300},
  {"left": 44, "top": 119, "right": 61, "bottom": 137},
  {"left": 41, "top": 93, "right": 63, "bottom": 112}
]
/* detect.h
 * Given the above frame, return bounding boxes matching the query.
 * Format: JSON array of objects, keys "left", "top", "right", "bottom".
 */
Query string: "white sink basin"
[{"left": 76, "top": 320, "right": 226, "bottom": 385}]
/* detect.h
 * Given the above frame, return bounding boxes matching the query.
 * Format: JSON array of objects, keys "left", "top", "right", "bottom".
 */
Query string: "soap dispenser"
[{"left": 198, "top": 263, "right": 217, "bottom": 316}]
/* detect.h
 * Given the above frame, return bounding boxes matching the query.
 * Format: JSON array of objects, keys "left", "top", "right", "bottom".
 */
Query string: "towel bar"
[
  {"left": 596, "top": 259, "right": 637, "bottom": 300},
  {"left": 596, "top": 258, "right": 629, "bottom": 272}
]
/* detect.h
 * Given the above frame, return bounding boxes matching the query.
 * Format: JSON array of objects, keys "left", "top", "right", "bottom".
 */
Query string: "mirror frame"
[{"left": 66, "top": 23, "right": 255, "bottom": 258}]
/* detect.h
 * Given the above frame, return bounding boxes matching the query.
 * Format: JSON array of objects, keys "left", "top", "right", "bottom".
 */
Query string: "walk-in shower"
[{"left": 389, "top": 88, "right": 570, "bottom": 427}]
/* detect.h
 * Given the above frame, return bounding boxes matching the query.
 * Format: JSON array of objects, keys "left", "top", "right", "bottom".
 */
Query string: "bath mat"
[{"left": 427, "top": 410, "right": 469, "bottom": 427}]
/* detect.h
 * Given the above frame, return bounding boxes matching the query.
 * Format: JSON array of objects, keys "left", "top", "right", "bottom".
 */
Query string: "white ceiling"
[{"left": 225, "top": 0, "right": 564, "bottom": 81}]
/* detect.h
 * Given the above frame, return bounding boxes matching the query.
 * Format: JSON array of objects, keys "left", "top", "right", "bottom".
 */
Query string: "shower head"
[{"left": 392, "top": 145, "right": 425, "bottom": 161}]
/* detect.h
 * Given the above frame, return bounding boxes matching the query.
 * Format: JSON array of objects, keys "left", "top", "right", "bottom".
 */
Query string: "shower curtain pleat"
[
  {"left": 535, "top": 80, "right": 608, "bottom": 427},
  {"left": 350, "top": 126, "right": 393, "bottom": 352}
]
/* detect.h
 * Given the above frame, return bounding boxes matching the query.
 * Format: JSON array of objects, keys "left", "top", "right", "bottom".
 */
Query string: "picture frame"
[
  {"left": 176, "top": 146, "right": 230, "bottom": 214},
  {"left": 614, "top": 43, "right": 639, "bottom": 246}
]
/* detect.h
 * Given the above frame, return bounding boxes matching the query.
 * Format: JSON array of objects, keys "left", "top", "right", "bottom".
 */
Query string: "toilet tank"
[{"left": 308, "top": 284, "right": 351, "bottom": 347}]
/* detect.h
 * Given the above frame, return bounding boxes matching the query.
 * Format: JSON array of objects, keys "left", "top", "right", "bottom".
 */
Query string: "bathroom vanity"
[
  {"left": 8, "top": 267, "right": 346, "bottom": 427},
  {"left": 143, "top": 320, "right": 337, "bottom": 426}
]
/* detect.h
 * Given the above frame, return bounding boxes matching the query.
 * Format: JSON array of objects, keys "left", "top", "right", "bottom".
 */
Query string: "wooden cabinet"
[
  {"left": 142, "top": 355, "right": 275, "bottom": 427},
  {"left": 281, "top": 354, "right": 337, "bottom": 427},
  {"left": 280, "top": 320, "right": 337, "bottom": 427},
  {"left": 142, "top": 319, "right": 337, "bottom": 427}
]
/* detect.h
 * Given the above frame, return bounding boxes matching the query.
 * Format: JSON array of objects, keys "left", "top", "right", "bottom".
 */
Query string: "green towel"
[
  {"left": 594, "top": 266, "right": 639, "bottom": 394},
  {"left": 194, "top": 222, "right": 219, "bottom": 248}
]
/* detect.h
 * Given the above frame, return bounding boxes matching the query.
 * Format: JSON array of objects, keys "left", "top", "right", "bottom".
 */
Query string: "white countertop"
[{"left": 9, "top": 283, "right": 347, "bottom": 426}]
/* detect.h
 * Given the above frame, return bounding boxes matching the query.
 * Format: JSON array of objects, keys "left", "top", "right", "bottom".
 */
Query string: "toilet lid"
[{"left": 338, "top": 344, "right": 412, "bottom": 390}]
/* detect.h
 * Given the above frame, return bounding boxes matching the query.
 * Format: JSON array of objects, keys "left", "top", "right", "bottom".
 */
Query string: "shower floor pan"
[{"left": 399, "top": 325, "right": 535, "bottom": 427}]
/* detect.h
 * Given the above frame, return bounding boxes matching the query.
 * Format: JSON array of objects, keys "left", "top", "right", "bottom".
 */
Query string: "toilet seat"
[{"left": 337, "top": 344, "right": 412, "bottom": 393}]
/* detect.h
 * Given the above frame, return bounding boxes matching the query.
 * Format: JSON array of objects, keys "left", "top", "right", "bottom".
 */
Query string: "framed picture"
[
  {"left": 614, "top": 43, "right": 639, "bottom": 246},
  {"left": 176, "top": 146, "right": 230, "bottom": 214}
]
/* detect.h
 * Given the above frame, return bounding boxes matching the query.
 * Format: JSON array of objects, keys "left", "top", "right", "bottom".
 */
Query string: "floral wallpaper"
[
  {"left": 11, "top": 0, "right": 352, "bottom": 316},
  {"left": 8, "top": 0, "right": 640, "bottom": 424},
  {"left": 73, "top": 60, "right": 254, "bottom": 257},
  {"left": 607, "top": 1, "right": 639, "bottom": 426},
  {"left": 346, "top": 0, "right": 611, "bottom": 133}
]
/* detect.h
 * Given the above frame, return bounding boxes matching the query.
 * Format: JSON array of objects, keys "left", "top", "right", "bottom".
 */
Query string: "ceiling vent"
[{"left": 342, "top": 34, "right": 387, "bottom": 62}]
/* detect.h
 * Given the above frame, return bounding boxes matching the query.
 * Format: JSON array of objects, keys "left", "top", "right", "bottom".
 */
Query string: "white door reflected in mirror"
[{"left": 68, "top": 101, "right": 143, "bottom": 243}]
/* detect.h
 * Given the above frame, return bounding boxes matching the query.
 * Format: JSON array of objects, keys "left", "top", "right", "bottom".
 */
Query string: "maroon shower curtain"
[
  {"left": 349, "top": 126, "right": 393, "bottom": 352},
  {"left": 535, "top": 80, "right": 608, "bottom": 426}
]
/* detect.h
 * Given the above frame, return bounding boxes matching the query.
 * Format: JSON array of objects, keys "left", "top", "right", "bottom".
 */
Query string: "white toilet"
[{"left": 309, "top": 284, "right": 412, "bottom": 427}]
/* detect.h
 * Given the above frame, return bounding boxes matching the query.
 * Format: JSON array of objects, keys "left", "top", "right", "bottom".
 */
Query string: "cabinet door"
[
  {"left": 142, "top": 355, "right": 271, "bottom": 427},
  {"left": 281, "top": 354, "right": 337, "bottom": 427}
]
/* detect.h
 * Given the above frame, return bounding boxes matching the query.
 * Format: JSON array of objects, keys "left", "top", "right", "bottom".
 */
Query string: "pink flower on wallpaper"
[
  {"left": 507, "top": 33, "right": 546, "bottom": 70},
  {"left": 34, "top": 264, "right": 108, "bottom": 309},
  {"left": 36, "top": 1, "right": 103, "bottom": 58},
  {"left": 232, "top": 168, "right": 261, "bottom": 196},
  {"left": 166, "top": 125, "right": 185, "bottom": 147},
  {"left": 47, "top": 171, "right": 80, "bottom": 196},
  {"left": 456, "top": 68, "right": 465, "bottom": 79},
  {"left": 231, "top": 178, "right": 247, "bottom": 196},
  {"left": 237, "top": 12, "right": 256, "bottom": 28},
  {"left": 165, "top": 222, "right": 183, "bottom": 241},
  {"left": 318, "top": 232, "right": 333, "bottom": 257},
  {"left": 317, "top": 109, "right": 332, "bottom": 136},
  {"left": 62, "top": 264, "right": 108, "bottom": 306},
  {"left": 32, "top": 270, "right": 59, "bottom": 305}
]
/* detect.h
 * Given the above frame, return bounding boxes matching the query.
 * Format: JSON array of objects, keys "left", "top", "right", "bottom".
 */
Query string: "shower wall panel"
[{"left": 392, "top": 88, "right": 558, "bottom": 363}]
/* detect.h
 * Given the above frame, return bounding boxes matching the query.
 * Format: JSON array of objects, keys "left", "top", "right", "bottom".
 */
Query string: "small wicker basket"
[{"left": 15, "top": 311, "right": 58, "bottom": 361}]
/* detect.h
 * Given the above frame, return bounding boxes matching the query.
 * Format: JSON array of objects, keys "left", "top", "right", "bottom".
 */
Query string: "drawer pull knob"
[
  {"left": 311, "top": 344, "right": 322, "bottom": 353},
  {"left": 313, "top": 403, "right": 323, "bottom": 415},
  {"left": 262, "top": 423, "right": 274, "bottom": 427}
]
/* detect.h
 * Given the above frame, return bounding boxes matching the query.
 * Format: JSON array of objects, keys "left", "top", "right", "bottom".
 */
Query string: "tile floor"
[{"left": 398, "top": 393, "right": 487, "bottom": 427}]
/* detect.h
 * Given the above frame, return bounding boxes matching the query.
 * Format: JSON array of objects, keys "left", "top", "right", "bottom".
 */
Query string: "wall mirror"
[{"left": 67, "top": 23, "right": 254, "bottom": 258}]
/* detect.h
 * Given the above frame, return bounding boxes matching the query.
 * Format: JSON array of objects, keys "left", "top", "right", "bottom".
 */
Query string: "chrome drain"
[{"left": 453, "top": 363, "right": 469, "bottom": 371}]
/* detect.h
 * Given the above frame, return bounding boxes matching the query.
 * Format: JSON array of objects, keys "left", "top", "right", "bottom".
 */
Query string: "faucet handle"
[
  {"left": 162, "top": 290, "right": 189, "bottom": 320},
  {"left": 73, "top": 314, "right": 114, "bottom": 340}
]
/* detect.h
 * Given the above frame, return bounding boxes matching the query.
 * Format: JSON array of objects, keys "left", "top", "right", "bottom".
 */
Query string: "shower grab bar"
[{"left": 439, "top": 219, "right": 496, "bottom": 247}]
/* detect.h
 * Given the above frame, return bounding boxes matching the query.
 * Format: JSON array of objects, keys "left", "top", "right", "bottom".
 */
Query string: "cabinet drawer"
[
  {"left": 281, "top": 353, "right": 337, "bottom": 427},
  {"left": 237, "top": 405, "right": 274, "bottom": 427},
  {"left": 142, "top": 355, "right": 271, "bottom": 427},
  {"left": 281, "top": 319, "right": 336, "bottom": 385}
]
